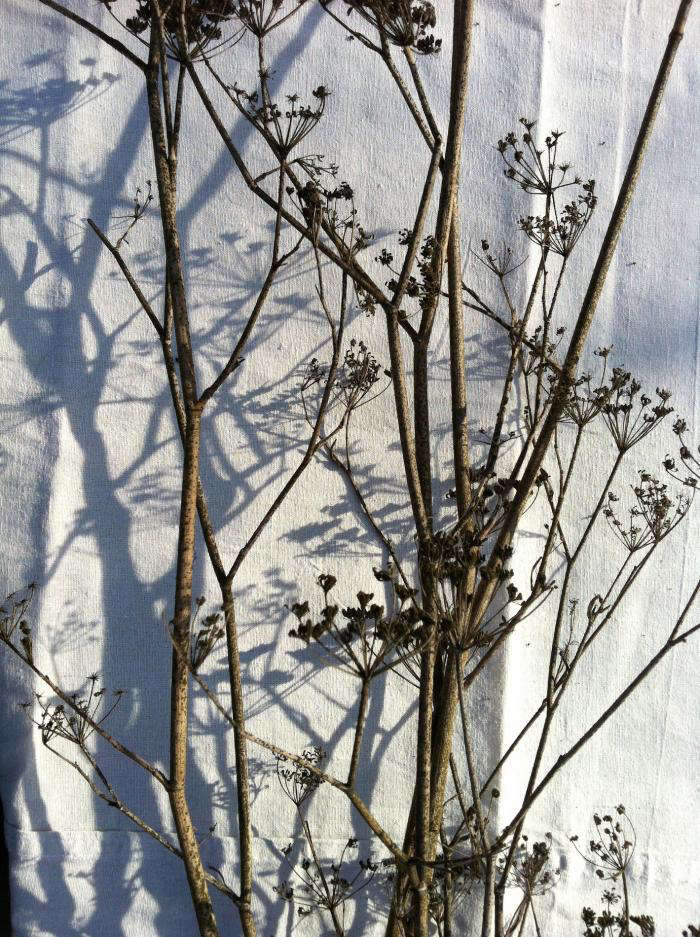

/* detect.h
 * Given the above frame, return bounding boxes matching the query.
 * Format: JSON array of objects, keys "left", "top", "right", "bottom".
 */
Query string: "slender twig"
[
  {"left": 227, "top": 271, "right": 348, "bottom": 580},
  {"left": 87, "top": 220, "right": 164, "bottom": 337},
  {"left": 500, "top": 580, "right": 699, "bottom": 842},
  {"left": 46, "top": 743, "right": 239, "bottom": 903},
  {"left": 35, "top": 0, "right": 148, "bottom": 72},
  {"left": 1, "top": 636, "right": 168, "bottom": 787}
]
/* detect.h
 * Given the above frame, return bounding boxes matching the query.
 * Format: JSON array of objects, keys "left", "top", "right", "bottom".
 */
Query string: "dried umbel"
[
  {"left": 275, "top": 745, "right": 326, "bottom": 808},
  {"left": 231, "top": 83, "right": 330, "bottom": 158},
  {"left": 505, "top": 833, "right": 559, "bottom": 897},
  {"left": 275, "top": 837, "right": 378, "bottom": 920},
  {"left": 603, "top": 473, "right": 692, "bottom": 553},
  {"left": 570, "top": 805, "right": 635, "bottom": 882},
  {"left": 22, "top": 675, "right": 125, "bottom": 750},
  {"left": 233, "top": 0, "right": 309, "bottom": 37},
  {"left": 380, "top": 234, "right": 441, "bottom": 315},
  {"left": 601, "top": 383, "right": 673, "bottom": 453},
  {"left": 519, "top": 180, "right": 597, "bottom": 258},
  {"left": 475, "top": 239, "right": 523, "bottom": 281},
  {"left": 286, "top": 177, "right": 373, "bottom": 258},
  {"left": 113, "top": 180, "right": 153, "bottom": 249},
  {"left": 497, "top": 120, "right": 587, "bottom": 197},
  {"left": 572, "top": 807, "right": 669, "bottom": 937},
  {"left": 287, "top": 572, "right": 426, "bottom": 680},
  {"left": 325, "top": 0, "right": 441, "bottom": 54},
  {"left": 97, "top": 0, "right": 238, "bottom": 53},
  {"left": 562, "top": 353, "right": 626, "bottom": 428},
  {"left": 664, "top": 418, "right": 700, "bottom": 488}
]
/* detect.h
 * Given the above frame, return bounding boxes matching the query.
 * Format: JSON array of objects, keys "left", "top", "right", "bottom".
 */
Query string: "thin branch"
[
  {"left": 176, "top": 650, "right": 412, "bottom": 868},
  {"left": 500, "top": 580, "right": 700, "bottom": 842},
  {"left": 35, "top": 0, "right": 148, "bottom": 72},
  {"left": 1, "top": 636, "right": 168, "bottom": 787},
  {"left": 49, "top": 744, "right": 239, "bottom": 903},
  {"left": 87, "top": 219, "right": 164, "bottom": 337},
  {"left": 227, "top": 272, "right": 349, "bottom": 580}
]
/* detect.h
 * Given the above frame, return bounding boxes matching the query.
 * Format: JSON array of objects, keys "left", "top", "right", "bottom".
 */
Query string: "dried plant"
[
  {"left": 0, "top": 2, "right": 698, "bottom": 937},
  {"left": 571, "top": 806, "right": 656, "bottom": 937}
]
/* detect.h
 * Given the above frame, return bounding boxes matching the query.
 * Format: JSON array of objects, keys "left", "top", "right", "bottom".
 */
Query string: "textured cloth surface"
[{"left": 0, "top": 1, "right": 698, "bottom": 935}]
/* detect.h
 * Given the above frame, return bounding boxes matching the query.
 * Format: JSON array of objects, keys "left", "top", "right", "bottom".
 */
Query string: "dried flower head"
[
  {"left": 664, "top": 419, "right": 699, "bottom": 488},
  {"left": 21, "top": 675, "right": 125, "bottom": 750},
  {"left": 287, "top": 572, "right": 425, "bottom": 680},
  {"left": 603, "top": 473, "right": 692, "bottom": 553},
  {"left": 275, "top": 745, "right": 326, "bottom": 808},
  {"left": 601, "top": 379, "right": 673, "bottom": 452},
  {"left": 101, "top": 0, "right": 238, "bottom": 55},
  {"left": 497, "top": 121, "right": 582, "bottom": 197},
  {"left": 570, "top": 804, "right": 635, "bottom": 881},
  {"left": 337, "top": 0, "right": 441, "bottom": 54},
  {"left": 274, "top": 835, "right": 377, "bottom": 920},
  {"left": 519, "top": 179, "right": 596, "bottom": 257}
]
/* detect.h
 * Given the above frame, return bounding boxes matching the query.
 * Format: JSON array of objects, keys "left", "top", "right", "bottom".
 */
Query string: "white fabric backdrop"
[{"left": 0, "top": 1, "right": 698, "bottom": 934}]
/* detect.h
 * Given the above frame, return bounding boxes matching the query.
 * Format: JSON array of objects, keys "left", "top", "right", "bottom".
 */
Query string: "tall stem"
[
  {"left": 147, "top": 20, "right": 218, "bottom": 936},
  {"left": 168, "top": 406, "right": 220, "bottom": 937},
  {"left": 414, "top": 617, "right": 436, "bottom": 936},
  {"left": 220, "top": 582, "right": 257, "bottom": 936}
]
